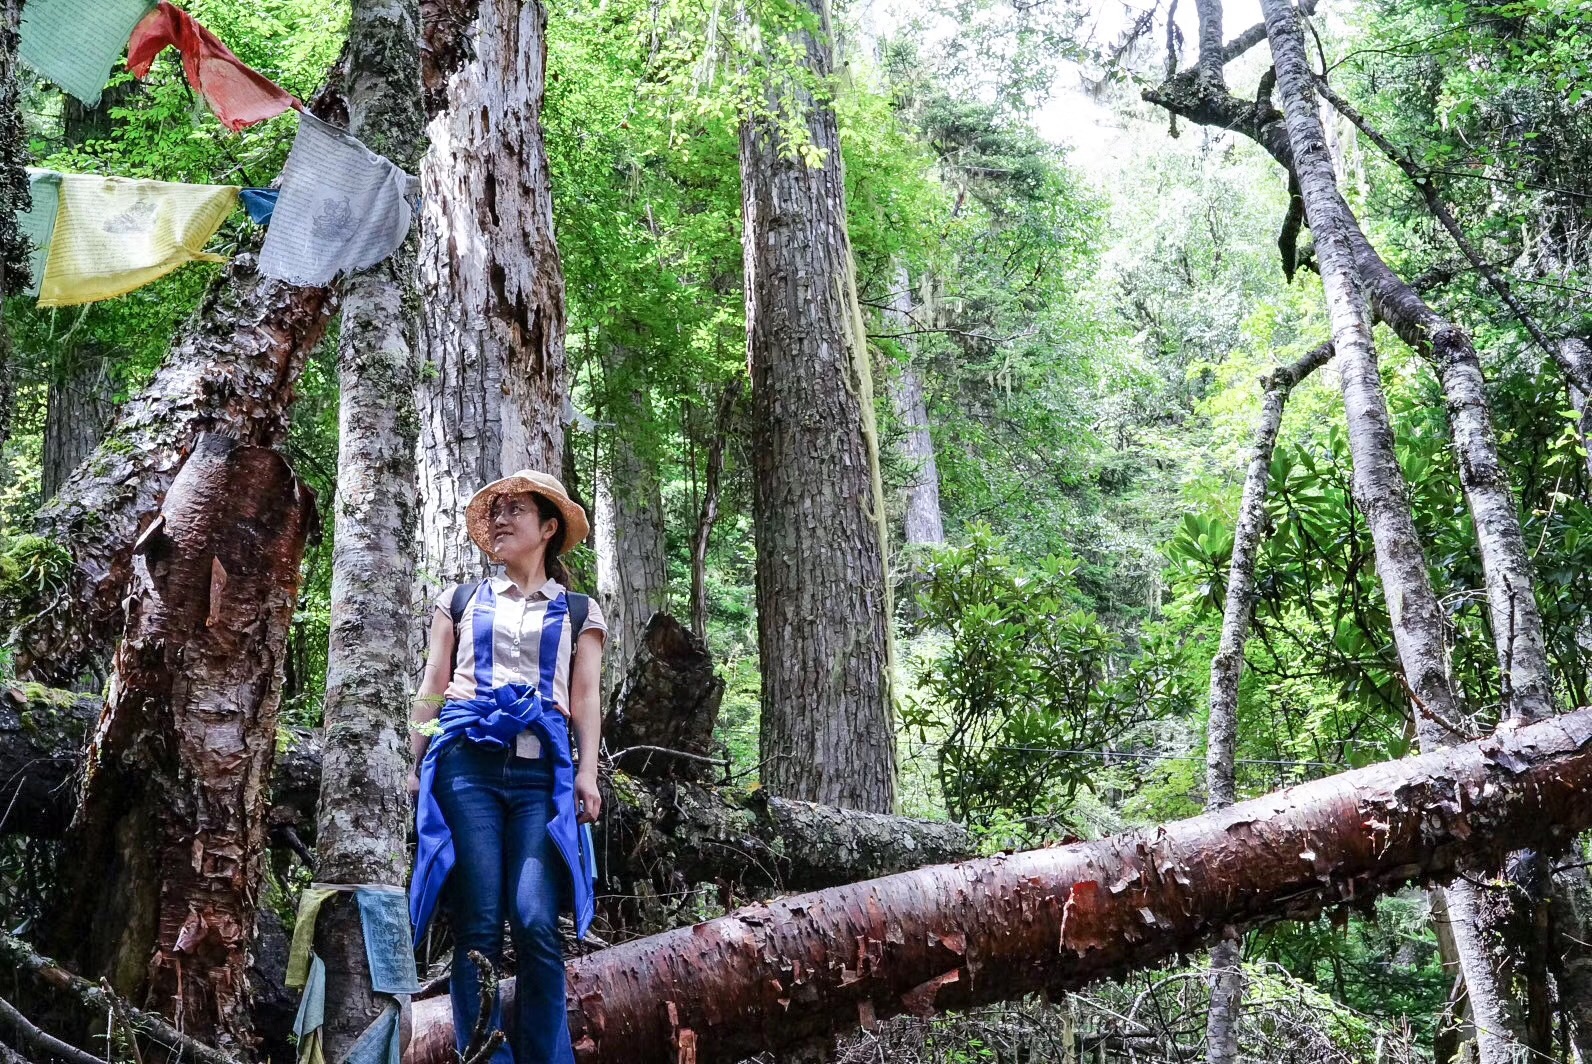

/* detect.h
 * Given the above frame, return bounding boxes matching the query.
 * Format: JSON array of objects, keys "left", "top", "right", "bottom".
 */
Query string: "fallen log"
[{"left": 407, "top": 708, "right": 1592, "bottom": 1064}]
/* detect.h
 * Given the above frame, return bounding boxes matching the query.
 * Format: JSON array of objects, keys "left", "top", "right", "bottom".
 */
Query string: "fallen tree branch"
[
  {"left": 0, "top": 932, "right": 239, "bottom": 1064},
  {"left": 0, "top": 993, "right": 106, "bottom": 1064},
  {"left": 406, "top": 707, "right": 1592, "bottom": 1064}
]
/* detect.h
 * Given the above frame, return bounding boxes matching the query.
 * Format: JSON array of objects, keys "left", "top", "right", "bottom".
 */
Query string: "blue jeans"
[{"left": 433, "top": 742, "right": 572, "bottom": 1064}]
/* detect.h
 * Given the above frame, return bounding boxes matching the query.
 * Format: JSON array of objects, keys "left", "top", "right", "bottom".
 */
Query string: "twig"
[
  {"left": 0, "top": 932, "right": 238, "bottom": 1064},
  {"left": 0, "top": 993, "right": 107, "bottom": 1064},
  {"left": 609, "top": 745, "right": 730, "bottom": 770},
  {"left": 99, "top": 979, "right": 145, "bottom": 1064},
  {"left": 462, "top": 950, "right": 505, "bottom": 1064}
]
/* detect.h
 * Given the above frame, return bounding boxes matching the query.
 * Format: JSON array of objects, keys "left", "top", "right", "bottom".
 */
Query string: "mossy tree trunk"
[{"left": 312, "top": 0, "right": 425, "bottom": 1056}]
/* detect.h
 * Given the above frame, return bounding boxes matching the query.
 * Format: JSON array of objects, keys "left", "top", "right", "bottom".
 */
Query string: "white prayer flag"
[{"left": 259, "top": 114, "right": 418, "bottom": 286}]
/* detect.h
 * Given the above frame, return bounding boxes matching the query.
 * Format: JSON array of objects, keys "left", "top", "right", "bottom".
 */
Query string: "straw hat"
[{"left": 465, "top": 469, "right": 589, "bottom": 557}]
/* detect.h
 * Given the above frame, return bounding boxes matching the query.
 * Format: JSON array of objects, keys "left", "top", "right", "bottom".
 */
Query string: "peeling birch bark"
[
  {"left": 1203, "top": 342, "right": 1332, "bottom": 1064},
  {"left": 47, "top": 435, "right": 312, "bottom": 1049},
  {"left": 406, "top": 707, "right": 1592, "bottom": 1064}
]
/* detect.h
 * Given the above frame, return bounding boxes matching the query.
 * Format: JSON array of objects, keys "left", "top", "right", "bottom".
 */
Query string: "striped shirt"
[{"left": 433, "top": 576, "right": 607, "bottom": 713}]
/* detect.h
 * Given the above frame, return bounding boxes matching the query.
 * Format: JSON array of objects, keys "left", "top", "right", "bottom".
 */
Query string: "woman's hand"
[
  {"left": 406, "top": 769, "right": 421, "bottom": 799},
  {"left": 575, "top": 769, "right": 602, "bottom": 824}
]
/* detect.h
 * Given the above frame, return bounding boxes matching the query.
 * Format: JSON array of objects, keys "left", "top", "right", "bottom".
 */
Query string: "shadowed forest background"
[{"left": 3, "top": 0, "right": 1592, "bottom": 1060}]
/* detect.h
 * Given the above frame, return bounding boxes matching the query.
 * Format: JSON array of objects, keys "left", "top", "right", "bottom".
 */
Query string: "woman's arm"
[
  {"left": 407, "top": 606, "right": 455, "bottom": 795},
  {"left": 569, "top": 628, "right": 605, "bottom": 823}
]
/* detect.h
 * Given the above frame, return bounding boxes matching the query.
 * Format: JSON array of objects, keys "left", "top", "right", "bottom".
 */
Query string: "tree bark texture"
[
  {"left": 15, "top": 257, "right": 332, "bottom": 687},
  {"left": 41, "top": 351, "right": 115, "bottom": 502},
  {"left": 885, "top": 267, "right": 945, "bottom": 548},
  {"left": 313, "top": 0, "right": 425, "bottom": 1056},
  {"left": 405, "top": 707, "right": 1592, "bottom": 1064},
  {"left": 1203, "top": 341, "right": 1331, "bottom": 1064},
  {"left": 741, "top": 0, "right": 896, "bottom": 813},
  {"left": 0, "top": 0, "right": 27, "bottom": 451},
  {"left": 604, "top": 613, "right": 724, "bottom": 781},
  {"left": 415, "top": 0, "right": 568, "bottom": 593},
  {"left": 689, "top": 381, "right": 740, "bottom": 641},
  {"left": 596, "top": 344, "right": 670, "bottom": 691},
  {"left": 1257, "top": 2, "right": 1526, "bottom": 1056},
  {"left": 48, "top": 434, "right": 311, "bottom": 1051}
]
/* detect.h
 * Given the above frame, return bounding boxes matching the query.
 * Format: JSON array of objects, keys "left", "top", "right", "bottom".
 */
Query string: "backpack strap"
[
  {"left": 447, "top": 580, "right": 480, "bottom": 679},
  {"left": 566, "top": 592, "right": 590, "bottom": 664}
]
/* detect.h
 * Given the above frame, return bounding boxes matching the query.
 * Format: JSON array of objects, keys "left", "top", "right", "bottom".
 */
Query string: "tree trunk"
[
  {"left": 406, "top": 707, "right": 1592, "bottom": 1064},
  {"left": 1203, "top": 341, "right": 1332, "bottom": 1064},
  {"left": 885, "top": 267, "right": 945, "bottom": 549},
  {"left": 47, "top": 434, "right": 311, "bottom": 1051},
  {"left": 741, "top": 0, "right": 896, "bottom": 813},
  {"left": 40, "top": 351, "right": 115, "bottom": 501},
  {"left": 689, "top": 380, "right": 740, "bottom": 641},
  {"left": 604, "top": 613, "right": 723, "bottom": 780},
  {"left": 415, "top": 0, "right": 568, "bottom": 595},
  {"left": 0, "top": 0, "right": 27, "bottom": 454},
  {"left": 1257, "top": 2, "right": 1527, "bottom": 1056},
  {"left": 595, "top": 343, "right": 669, "bottom": 689},
  {"left": 312, "top": 0, "right": 424, "bottom": 1056}
]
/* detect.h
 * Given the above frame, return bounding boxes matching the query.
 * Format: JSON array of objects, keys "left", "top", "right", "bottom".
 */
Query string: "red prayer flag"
[{"left": 127, "top": 1, "right": 300, "bottom": 132}]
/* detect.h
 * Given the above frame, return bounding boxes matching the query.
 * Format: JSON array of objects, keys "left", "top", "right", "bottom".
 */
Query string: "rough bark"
[
  {"left": 885, "top": 267, "right": 945, "bottom": 549},
  {"left": 689, "top": 381, "right": 740, "bottom": 641},
  {"left": 1203, "top": 341, "right": 1332, "bottom": 1064},
  {"left": 1256, "top": 2, "right": 1527, "bottom": 1056},
  {"left": 595, "top": 343, "right": 670, "bottom": 690},
  {"left": 604, "top": 613, "right": 723, "bottom": 780},
  {"left": 0, "top": 0, "right": 27, "bottom": 453},
  {"left": 312, "top": 0, "right": 424, "bottom": 1057},
  {"left": 415, "top": 0, "right": 568, "bottom": 594},
  {"left": 41, "top": 352, "right": 115, "bottom": 502},
  {"left": 47, "top": 434, "right": 311, "bottom": 1050},
  {"left": 742, "top": 0, "right": 895, "bottom": 813},
  {"left": 0, "top": 684, "right": 99, "bottom": 837},
  {"left": 405, "top": 707, "right": 1592, "bottom": 1064}
]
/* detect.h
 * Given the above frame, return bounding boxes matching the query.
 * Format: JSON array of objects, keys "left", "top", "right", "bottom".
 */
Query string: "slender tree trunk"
[
  {"left": 40, "top": 351, "right": 115, "bottom": 501},
  {"left": 408, "top": 707, "right": 1592, "bottom": 1064},
  {"left": 689, "top": 380, "right": 740, "bottom": 641},
  {"left": 415, "top": 0, "right": 568, "bottom": 595},
  {"left": 0, "top": 0, "right": 26, "bottom": 455},
  {"left": 596, "top": 343, "right": 669, "bottom": 687},
  {"left": 885, "top": 267, "right": 945, "bottom": 549},
  {"left": 312, "top": 0, "right": 424, "bottom": 1056},
  {"left": 1204, "top": 342, "right": 1332, "bottom": 1064},
  {"left": 1258, "top": 3, "right": 1527, "bottom": 1057},
  {"left": 1559, "top": 340, "right": 1592, "bottom": 490},
  {"left": 741, "top": 0, "right": 895, "bottom": 813},
  {"left": 47, "top": 434, "right": 311, "bottom": 1050}
]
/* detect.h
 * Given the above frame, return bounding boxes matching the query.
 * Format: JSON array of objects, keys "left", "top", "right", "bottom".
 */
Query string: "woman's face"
[{"left": 489, "top": 492, "right": 557, "bottom": 563}]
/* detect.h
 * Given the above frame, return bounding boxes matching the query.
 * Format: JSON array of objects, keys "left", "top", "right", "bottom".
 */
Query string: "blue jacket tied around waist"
[{"left": 409, "top": 683, "right": 596, "bottom": 946}]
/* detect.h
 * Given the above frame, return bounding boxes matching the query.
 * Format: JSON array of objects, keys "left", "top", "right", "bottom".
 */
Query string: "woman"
[{"left": 407, "top": 470, "right": 605, "bottom": 1064}]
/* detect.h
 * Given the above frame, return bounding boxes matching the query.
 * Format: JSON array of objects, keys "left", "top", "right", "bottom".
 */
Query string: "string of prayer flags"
[
  {"left": 19, "top": 0, "right": 155, "bottom": 107},
  {"left": 240, "top": 187, "right": 279, "bottom": 225},
  {"left": 18, "top": 171, "right": 63, "bottom": 297},
  {"left": 38, "top": 173, "right": 237, "bottom": 307},
  {"left": 259, "top": 114, "right": 419, "bottom": 286},
  {"left": 128, "top": 2, "right": 301, "bottom": 131}
]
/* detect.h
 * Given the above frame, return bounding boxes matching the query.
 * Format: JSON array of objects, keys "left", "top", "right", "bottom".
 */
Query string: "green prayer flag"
[
  {"left": 19, "top": 170, "right": 62, "bottom": 297},
  {"left": 19, "top": 0, "right": 157, "bottom": 107},
  {"left": 286, "top": 885, "right": 339, "bottom": 989}
]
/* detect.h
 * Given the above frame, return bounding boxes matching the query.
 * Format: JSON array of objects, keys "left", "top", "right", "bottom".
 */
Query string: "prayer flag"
[
  {"left": 19, "top": 0, "right": 156, "bottom": 107},
  {"left": 240, "top": 187, "right": 279, "bottom": 225},
  {"left": 39, "top": 173, "right": 237, "bottom": 307},
  {"left": 18, "top": 170, "right": 63, "bottom": 297},
  {"left": 259, "top": 114, "right": 418, "bottom": 286},
  {"left": 128, "top": 2, "right": 299, "bottom": 132}
]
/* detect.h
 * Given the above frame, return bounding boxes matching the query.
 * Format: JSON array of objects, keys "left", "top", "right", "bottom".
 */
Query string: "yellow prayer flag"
[{"left": 39, "top": 174, "right": 237, "bottom": 307}]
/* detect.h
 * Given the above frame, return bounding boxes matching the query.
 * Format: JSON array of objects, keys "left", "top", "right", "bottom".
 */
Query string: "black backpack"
[{"left": 448, "top": 580, "right": 590, "bottom": 681}]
